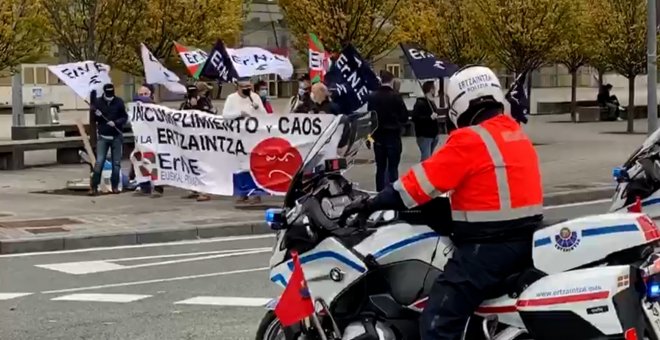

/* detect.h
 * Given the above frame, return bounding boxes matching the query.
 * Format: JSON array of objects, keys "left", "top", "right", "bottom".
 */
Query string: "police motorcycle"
[{"left": 257, "top": 111, "right": 660, "bottom": 340}]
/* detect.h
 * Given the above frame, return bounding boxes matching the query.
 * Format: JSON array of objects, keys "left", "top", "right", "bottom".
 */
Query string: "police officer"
[{"left": 341, "top": 65, "right": 543, "bottom": 340}]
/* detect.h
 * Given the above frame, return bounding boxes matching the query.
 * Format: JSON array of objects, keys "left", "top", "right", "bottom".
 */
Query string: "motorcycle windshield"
[
  {"left": 623, "top": 128, "right": 660, "bottom": 168},
  {"left": 283, "top": 112, "right": 377, "bottom": 206}
]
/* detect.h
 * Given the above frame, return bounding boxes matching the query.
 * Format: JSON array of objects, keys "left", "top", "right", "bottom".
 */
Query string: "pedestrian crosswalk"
[{"left": 0, "top": 292, "right": 272, "bottom": 307}]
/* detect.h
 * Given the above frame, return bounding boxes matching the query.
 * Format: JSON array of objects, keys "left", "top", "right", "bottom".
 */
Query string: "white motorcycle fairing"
[{"left": 267, "top": 212, "right": 660, "bottom": 339}]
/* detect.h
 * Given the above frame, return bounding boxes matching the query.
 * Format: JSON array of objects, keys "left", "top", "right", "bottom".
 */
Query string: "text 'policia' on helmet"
[{"left": 446, "top": 65, "right": 505, "bottom": 127}]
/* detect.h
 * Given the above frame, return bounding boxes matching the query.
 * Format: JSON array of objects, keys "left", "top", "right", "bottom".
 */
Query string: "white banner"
[
  {"left": 129, "top": 103, "right": 340, "bottom": 195},
  {"left": 227, "top": 47, "right": 294, "bottom": 80},
  {"left": 141, "top": 43, "right": 186, "bottom": 94},
  {"left": 48, "top": 61, "right": 112, "bottom": 100}
]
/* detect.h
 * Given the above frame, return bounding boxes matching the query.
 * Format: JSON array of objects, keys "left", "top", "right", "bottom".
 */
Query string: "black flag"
[{"left": 197, "top": 39, "right": 238, "bottom": 83}]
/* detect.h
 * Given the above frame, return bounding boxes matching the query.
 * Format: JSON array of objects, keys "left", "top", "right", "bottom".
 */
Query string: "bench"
[
  {"left": 575, "top": 106, "right": 602, "bottom": 122},
  {"left": 0, "top": 133, "right": 135, "bottom": 170},
  {"left": 11, "top": 124, "right": 86, "bottom": 140}
]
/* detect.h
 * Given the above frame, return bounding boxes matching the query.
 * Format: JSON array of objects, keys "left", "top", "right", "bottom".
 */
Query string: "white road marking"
[
  {"left": 41, "top": 267, "right": 270, "bottom": 294},
  {"left": 35, "top": 248, "right": 271, "bottom": 275},
  {"left": 51, "top": 293, "right": 151, "bottom": 303},
  {"left": 543, "top": 198, "right": 611, "bottom": 210},
  {"left": 0, "top": 293, "right": 32, "bottom": 300},
  {"left": 0, "top": 234, "right": 275, "bottom": 258},
  {"left": 174, "top": 296, "right": 271, "bottom": 307}
]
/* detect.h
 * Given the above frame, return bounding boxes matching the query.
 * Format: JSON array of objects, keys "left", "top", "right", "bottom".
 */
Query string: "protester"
[
  {"left": 180, "top": 82, "right": 216, "bottom": 201},
  {"left": 89, "top": 83, "right": 128, "bottom": 196},
  {"left": 289, "top": 74, "right": 313, "bottom": 113},
  {"left": 367, "top": 70, "right": 409, "bottom": 191},
  {"left": 131, "top": 85, "right": 165, "bottom": 197},
  {"left": 412, "top": 81, "right": 441, "bottom": 161},
  {"left": 195, "top": 81, "right": 215, "bottom": 113},
  {"left": 310, "top": 82, "right": 341, "bottom": 114},
  {"left": 597, "top": 83, "right": 623, "bottom": 121},
  {"left": 223, "top": 77, "right": 268, "bottom": 205},
  {"left": 255, "top": 80, "right": 274, "bottom": 114},
  {"left": 392, "top": 78, "right": 402, "bottom": 93}
]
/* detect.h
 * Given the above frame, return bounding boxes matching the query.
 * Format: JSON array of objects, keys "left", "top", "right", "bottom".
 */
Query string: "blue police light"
[
  {"left": 265, "top": 208, "right": 286, "bottom": 230},
  {"left": 612, "top": 167, "right": 629, "bottom": 182}
]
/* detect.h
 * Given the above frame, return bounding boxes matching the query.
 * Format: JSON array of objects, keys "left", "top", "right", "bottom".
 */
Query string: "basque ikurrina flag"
[{"left": 308, "top": 33, "right": 331, "bottom": 84}]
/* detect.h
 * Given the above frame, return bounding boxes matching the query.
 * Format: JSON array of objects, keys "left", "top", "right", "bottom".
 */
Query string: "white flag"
[
  {"left": 140, "top": 43, "right": 187, "bottom": 94},
  {"left": 48, "top": 61, "right": 112, "bottom": 100},
  {"left": 227, "top": 47, "right": 293, "bottom": 80}
]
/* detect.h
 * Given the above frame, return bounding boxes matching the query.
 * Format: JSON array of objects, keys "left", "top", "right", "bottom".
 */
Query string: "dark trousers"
[
  {"left": 373, "top": 136, "right": 402, "bottom": 192},
  {"left": 420, "top": 240, "right": 531, "bottom": 340},
  {"left": 91, "top": 135, "right": 122, "bottom": 190}
]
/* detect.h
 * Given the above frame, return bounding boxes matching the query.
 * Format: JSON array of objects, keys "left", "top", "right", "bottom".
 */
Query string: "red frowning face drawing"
[{"left": 250, "top": 137, "right": 303, "bottom": 193}]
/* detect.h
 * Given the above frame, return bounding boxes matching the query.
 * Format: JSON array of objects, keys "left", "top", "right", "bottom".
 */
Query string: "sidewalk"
[{"left": 0, "top": 113, "right": 648, "bottom": 254}]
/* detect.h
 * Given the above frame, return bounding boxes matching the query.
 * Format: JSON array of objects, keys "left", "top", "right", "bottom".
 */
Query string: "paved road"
[{"left": 0, "top": 200, "right": 612, "bottom": 340}]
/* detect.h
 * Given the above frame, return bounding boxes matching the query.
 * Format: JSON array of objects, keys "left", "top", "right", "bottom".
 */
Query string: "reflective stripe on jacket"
[{"left": 393, "top": 114, "right": 543, "bottom": 225}]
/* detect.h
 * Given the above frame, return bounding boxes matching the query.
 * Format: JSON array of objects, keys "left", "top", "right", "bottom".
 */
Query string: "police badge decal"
[{"left": 554, "top": 227, "right": 580, "bottom": 252}]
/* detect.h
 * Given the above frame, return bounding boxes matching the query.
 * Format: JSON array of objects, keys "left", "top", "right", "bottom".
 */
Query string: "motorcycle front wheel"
[{"left": 256, "top": 311, "right": 285, "bottom": 340}]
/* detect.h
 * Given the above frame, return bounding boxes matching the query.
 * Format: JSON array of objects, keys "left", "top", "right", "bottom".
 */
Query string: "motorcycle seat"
[{"left": 484, "top": 267, "right": 547, "bottom": 300}]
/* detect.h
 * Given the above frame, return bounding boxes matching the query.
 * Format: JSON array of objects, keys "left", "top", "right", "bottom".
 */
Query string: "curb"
[
  {"left": 0, "top": 220, "right": 270, "bottom": 255},
  {"left": 0, "top": 187, "right": 616, "bottom": 255},
  {"left": 543, "top": 186, "right": 614, "bottom": 206}
]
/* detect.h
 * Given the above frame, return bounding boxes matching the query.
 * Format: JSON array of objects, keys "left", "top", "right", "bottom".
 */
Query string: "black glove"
[{"left": 339, "top": 196, "right": 373, "bottom": 228}]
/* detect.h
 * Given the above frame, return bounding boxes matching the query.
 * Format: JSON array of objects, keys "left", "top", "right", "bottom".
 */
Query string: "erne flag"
[
  {"left": 505, "top": 72, "right": 530, "bottom": 124},
  {"left": 325, "top": 44, "right": 379, "bottom": 113},
  {"left": 308, "top": 33, "right": 331, "bottom": 84},
  {"left": 197, "top": 39, "right": 238, "bottom": 83},
  {"left": 400, "top": 43, "right": 458, "bottom": 79},
  {"left": 274, "top": 251, "right": 315, "bottom": 327},
  {"left": 173, "top": 42, "right": 208, "bottom": 77}
]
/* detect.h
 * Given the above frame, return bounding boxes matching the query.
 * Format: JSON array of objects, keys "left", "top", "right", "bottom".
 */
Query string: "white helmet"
[{"left": 446, "top": 65, "right": 505, "bottom": 127}]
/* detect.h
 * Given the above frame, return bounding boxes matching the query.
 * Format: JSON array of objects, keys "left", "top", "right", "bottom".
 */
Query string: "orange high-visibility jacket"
[{"left": 393, "top": 114, "right": 543, "bottom": 224}]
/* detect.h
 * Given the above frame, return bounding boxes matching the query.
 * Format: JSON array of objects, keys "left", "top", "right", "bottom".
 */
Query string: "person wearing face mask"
[
  {"left": 310, "top": 82, "right": 341, "bottom": 115},
  {"left": 412, "top": 81, "right": 441, "bottom": 161},
  {"left": 255, "top": 80, "right": 273, "bottom": 114},
  {"left": 89, "top": 83, "right": 128, "bottom": 196},
  {"left": 130, "top": 85, "right": 166, "bottom": 197},
  {"left": 223, "top": 77, "right": 268, "bottom": 205},
  {"left": 288, "top": 74, "right": 313, "bottom": 113}
]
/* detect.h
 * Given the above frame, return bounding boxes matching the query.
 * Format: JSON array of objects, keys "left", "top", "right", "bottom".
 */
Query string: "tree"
[
  {"left": 393, "top": 0, "right": 487, "bottom": 66},
  {"left": 113, "top": 0, "right": 246, "bottom": 76},
  {"left": 591, "top": 0, "right": 648, "bottom": 133},
  {"left": 278, "top": 0, "right": 409, "bottom": 62},
  {"left": 465, "top": 0, "right": 574, "bottom": 76},
  {"left": 552, "top": 0, "right": 595, "bottom": 122},
  {"left": 43, "top": 0, "right": 147, "bottom": 64},
  {"left": 0, "top": 0, "right": 50, "bottom": 71}
]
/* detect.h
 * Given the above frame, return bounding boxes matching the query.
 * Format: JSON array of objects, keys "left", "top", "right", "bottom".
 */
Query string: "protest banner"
[
  {"left": 505, "top": 71, "right": 531, "bottom": 124},
  {"left": 141, "top": 43, "right": 186, "bottom": 94},
  {"left": 129, "top": 102, "right": 341, "bottom": 196},
  {"left": 325, "top": 45, "right": 379, "bottom": 113},
  {"left": 400, "top": 43, "right": 458, "bottom": 79},
  {"left": 48, "top": 61, "right": 112, "bottom": 100},
  {"left": 173, "top": 41, "right": 208, "bottom": 76}
]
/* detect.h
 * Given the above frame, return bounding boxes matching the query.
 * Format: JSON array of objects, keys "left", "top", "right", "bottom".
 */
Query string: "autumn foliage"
[{"left": 0, "top": 0, "right": 50, "bottom": 71}]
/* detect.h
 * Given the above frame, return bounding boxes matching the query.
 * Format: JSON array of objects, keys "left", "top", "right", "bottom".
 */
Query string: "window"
[
  {"left": 386, "top": 64, "right": 401, "bottom": 78},
  {"left": 22, "top": 67, "right": 34, "bottom": 84}
]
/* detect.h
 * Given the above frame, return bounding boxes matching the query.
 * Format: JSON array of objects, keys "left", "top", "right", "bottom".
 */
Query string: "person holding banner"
[
  {"left": 223, "top": 77, "right": 268, "bottom": 205},
  {"left": 131, "top": 85, "right": 165, "bottom": 197},
  {"left": 412, "top": 81, "right": 441, "bottom": 161},
  {"left": 89, "top": 83, "right": 128, "bottom": 196}
]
